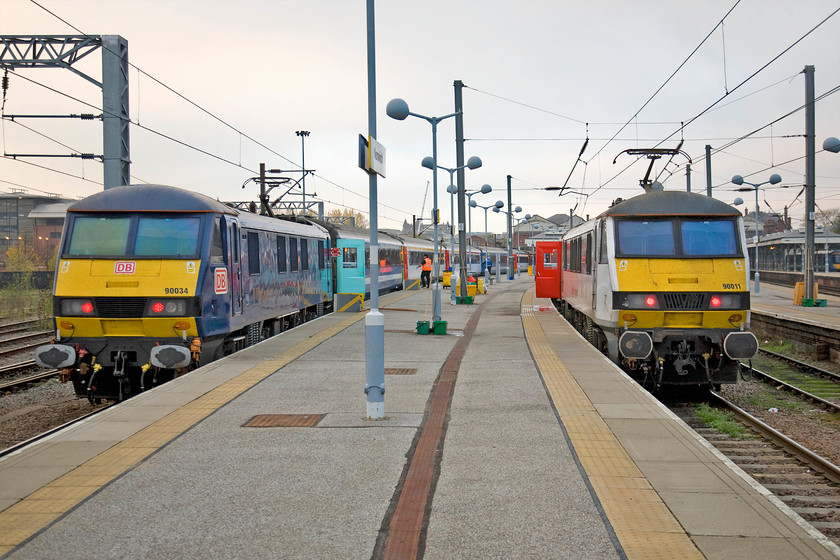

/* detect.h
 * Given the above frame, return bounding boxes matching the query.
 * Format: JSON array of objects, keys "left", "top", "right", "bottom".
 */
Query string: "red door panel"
[{"left": 535, "top": 241, "right": 561, "bottom": 299}]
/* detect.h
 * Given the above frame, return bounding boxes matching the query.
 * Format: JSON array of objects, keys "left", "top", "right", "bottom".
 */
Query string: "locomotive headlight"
[
  {"left": 623, "top": 294, "right": 660, "bottom": 309},
  {"left": 146, "top": 299, "right": 187, "bottom": 317},
  {"left": 709, "top": 294, "right": 740, "bottom": 309},
  {"left": 60, "top": 299, "right": 95, "bottom": 316}
]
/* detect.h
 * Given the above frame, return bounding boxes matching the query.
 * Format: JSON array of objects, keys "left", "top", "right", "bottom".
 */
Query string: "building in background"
[{"left": 0, "top": 191, "right": 74, "bottom": 269}]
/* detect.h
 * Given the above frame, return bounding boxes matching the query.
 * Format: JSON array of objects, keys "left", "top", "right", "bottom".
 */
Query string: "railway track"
[
  {"left": 0, "top": 367, "right": 60, "bottom": 392},
  {"left": 673, "top": 396, "right": 840, "bottom": 547},
  {"left": 0, "top": 318, "right": 43, "bottom": 336},
  {"left": 746, "top": 348, "right": 840, "bottom": 409},
  {"left": 0, "top": 402, "right": 111, "bottom": 459}
]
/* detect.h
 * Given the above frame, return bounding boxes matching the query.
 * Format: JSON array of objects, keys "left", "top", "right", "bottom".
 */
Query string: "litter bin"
[
  {"left": 455, "top": 280, "right": 477, "bottom": 298},
  {"left": 443, "top": 271, "right": 452, "bottom": 287}
]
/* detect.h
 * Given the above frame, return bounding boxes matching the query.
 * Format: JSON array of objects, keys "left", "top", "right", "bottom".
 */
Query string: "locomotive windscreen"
[
  {"left": 66, "top": 215, "right": 202, "bottom": 257},
  {"left": 616, "top": 218, "right": 740, "bottom": 258},
  {"left": 67, "top": 217, "right": 131, "bottom": 255}
]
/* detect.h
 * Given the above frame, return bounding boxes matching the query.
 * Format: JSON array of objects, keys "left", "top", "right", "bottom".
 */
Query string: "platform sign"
[
  {"left": 214, "top": 268, "right": 228, "bottom": 294},
  {"left": 358, "top": 134, "right": 386, "bottom": 177}
]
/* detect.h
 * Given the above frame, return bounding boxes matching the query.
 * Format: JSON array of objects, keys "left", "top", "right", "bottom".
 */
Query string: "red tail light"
[
  {"left": 644, "top": 295, "right": 658, "bottom": 307},
  {"left": 710, "top": 296, "right": 722, "bottom": 307}
]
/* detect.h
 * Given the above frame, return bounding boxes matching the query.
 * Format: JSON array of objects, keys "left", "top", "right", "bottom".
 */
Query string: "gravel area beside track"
[
  {"left": 0, "top": 380, "right": 101, "bottom": 449},
  {"left": 718, "top": 361, "right": 840, "bottom": 468}
]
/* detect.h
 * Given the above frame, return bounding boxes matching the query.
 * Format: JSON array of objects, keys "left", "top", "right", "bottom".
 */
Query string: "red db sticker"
[
  {"left": 214, "top": 268, "right": 228, "bottom": 294},
  {"left": 115, "top": 261, "right": 135, "bottom": 274}
]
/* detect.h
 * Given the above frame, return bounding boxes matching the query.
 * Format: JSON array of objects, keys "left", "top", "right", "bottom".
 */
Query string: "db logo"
[
  {"left": 115, "top": 261, "right": 136, "bottom": 274},
  {"left": 214, "top": 268, "right": 228, "bottom": 294}
]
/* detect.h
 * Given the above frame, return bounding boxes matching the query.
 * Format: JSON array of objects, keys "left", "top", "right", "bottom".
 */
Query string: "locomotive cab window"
[
  {"left": 616, "top": 220, "right": 675, "bottom": 256},
  {"left": 135, "top": 217, "right": 201, "bottom": 257},
  {"left": 681, "top": 219, "right": 739, "bottom": 256},
  {"left": 66, "top": 216, "right": 131, "bottom": 255}
]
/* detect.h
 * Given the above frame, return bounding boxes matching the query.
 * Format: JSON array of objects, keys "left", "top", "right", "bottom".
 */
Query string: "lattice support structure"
[{"left": 0, "top": 35, "right": 130, "bottom": 189}]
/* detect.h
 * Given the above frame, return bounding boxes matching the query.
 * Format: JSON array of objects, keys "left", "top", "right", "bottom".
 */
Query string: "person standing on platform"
[
  {"left": 420, "top": 254, "right": 432, "bottom": 288},
  {"left": 486, "top": 255, "right": 493, "bottom": 278}
]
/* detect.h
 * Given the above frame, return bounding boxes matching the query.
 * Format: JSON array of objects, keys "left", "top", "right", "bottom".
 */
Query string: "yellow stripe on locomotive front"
[
  {"left": 54, "top": 258, "right": 199, "bottom": 338},
  {"left": 615, "top": 257, "right": 748, "bottom": 330}
]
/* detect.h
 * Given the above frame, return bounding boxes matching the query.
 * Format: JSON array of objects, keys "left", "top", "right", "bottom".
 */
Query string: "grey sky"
[{"left": 1, "top": 0, "right": 838, "bottom": 232}]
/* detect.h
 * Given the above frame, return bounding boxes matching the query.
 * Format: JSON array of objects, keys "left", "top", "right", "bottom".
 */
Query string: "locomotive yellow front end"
[
  {"left": 606, "top": 192, "right": 758, "bottom": 387},
  {"left": 34, "top": 185, "right": 214, "bottom": 402}
]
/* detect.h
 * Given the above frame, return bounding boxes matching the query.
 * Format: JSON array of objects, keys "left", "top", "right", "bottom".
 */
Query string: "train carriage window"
[
  {"left": 277, "top": 235, "right": 287, "bottom": 273},
  {"left": 542, "top": 250, "right": 557, "bottom": 268},
  {"left": 247, "top": 231, "right": 260, "bottom": 274},
  {"left": 318, "top": 240, "right": 325, "bottom": 269},
  {"left": 585, "top": 233, "right": 592, "bottom": 274},
  {"left": 300, "top": 238, "right": 309, "bottom": 270},
  {"left": 599, "top": 220, "right": 608, "bottom": 264},
  {"left": 232, "top": 224, "right": 239, "bottom": 264},
  {"left": 67, "top": 216, "right": 130, "bottom": 255},
  {"left": 343, "top": 246, "right": 357, "bottom": 268},
  {"left": 210, "top": 218, "right": 224, "bottom": 264},
  {"left": 136, "top": 217, "right": 201, "bottom": 257},
  {"left": 680, "top": 219, "right": 738, "bottom": 256},
  {"left": 616, "top": 220, "right": 675, "bottom": 256},
  {"left": 289, "top": 237, "right": 299, "bottom": 272}
]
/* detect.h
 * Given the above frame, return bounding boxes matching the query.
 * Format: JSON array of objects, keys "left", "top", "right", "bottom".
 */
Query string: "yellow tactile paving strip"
[
  {"left": 0, "top": 306, "right": 376, "bottom": 556},
  {"left": 521, "top": 291, "right": 704, "bottom": 560}
]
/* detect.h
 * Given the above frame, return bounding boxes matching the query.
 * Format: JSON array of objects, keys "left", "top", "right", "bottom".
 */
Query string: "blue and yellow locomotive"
[{"left": 35, "top": 184, "right": 333, "bottom": 402}]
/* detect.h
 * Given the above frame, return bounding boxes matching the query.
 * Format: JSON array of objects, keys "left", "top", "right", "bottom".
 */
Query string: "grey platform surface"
[{"left": 1, "top": 276, "right": 837, "bottom": 559}]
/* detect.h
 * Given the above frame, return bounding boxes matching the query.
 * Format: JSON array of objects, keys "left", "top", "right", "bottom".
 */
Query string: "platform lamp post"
[
  {"left": 731, "top": 173, "right": 782, "bottom": 295},
  {"left": 387, "top": 98, "right": 459, "bottom": 322},
  {"left": 472, "top": 199, "right": 503, "bottom": 281},
  {"left": 823, "top": 138, "right": 840, "bottom": 273},
  {"left": 466, "top": 184, "right": 493, "bottom": 246},
  {"left": 494, "top": 202, "right": 521, "bottom": 280},
  {"left": 513, "top": 214, "right": 532, "bottom": 275},
  {"left": 422, "top": 157, "right": 482, "bottom": 305},
  {"left": 295, "top": 130, "right": 310, "bottom": 213},
  {"left": 472, "top": 199, "right": 504, "bottom": 270},
  {"left": 511, "top": 215, "right": 531, "bottom": 277}
]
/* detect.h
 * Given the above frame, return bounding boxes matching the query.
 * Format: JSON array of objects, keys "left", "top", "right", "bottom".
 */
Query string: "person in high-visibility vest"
[{"left": 420, "top": 254, "right": 432, "bottom": 288}]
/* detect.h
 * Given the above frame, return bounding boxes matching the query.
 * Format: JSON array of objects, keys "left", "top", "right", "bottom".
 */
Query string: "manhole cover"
[
  {"left": 243, "top": 414, "right": 325, "bottom": 428},
  {"left": 385, "top": 368, "right": 417, "bottom": 375}
]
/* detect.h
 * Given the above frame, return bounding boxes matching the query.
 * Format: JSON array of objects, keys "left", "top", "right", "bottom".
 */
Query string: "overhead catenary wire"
[
  {"left": 590, "top": 6, "right": 840, "bottom": 199},
  {"left": 22, "top": 0, "right": 405, "bottom": 224}
]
